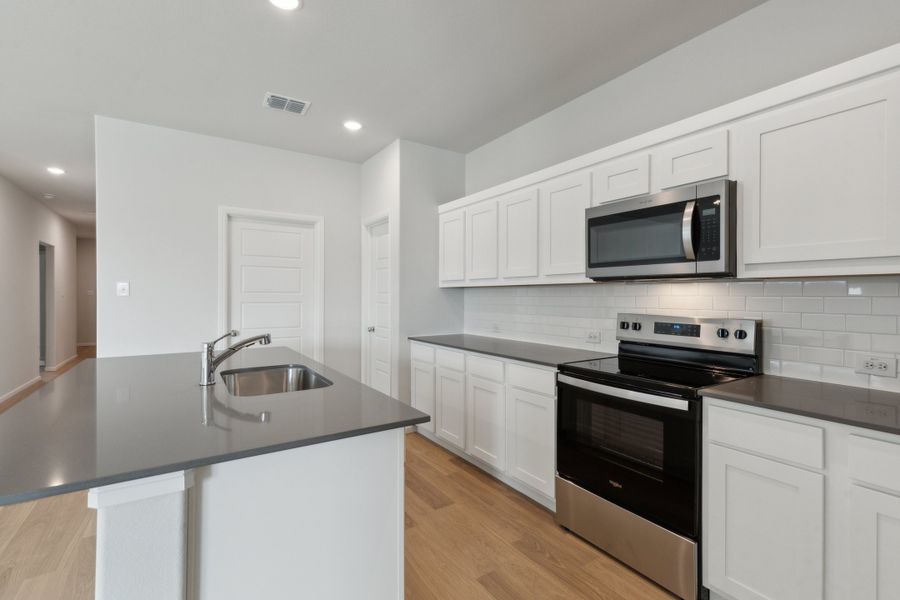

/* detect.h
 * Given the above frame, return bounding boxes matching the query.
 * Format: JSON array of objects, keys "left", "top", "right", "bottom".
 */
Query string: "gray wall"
[{"left": 464, "top": 0, "right": 900, "bottom": 194}]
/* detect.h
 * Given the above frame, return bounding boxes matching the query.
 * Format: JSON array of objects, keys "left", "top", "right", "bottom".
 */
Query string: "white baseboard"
[
  {"left": 45, "top": 353, "right": 79, "bottom": 372},
  {"left": 0, "top": 376, "right": 42, "bottom": 404},
  {"left": 77, "top": 342, "right": 96, "bottom": 347}
]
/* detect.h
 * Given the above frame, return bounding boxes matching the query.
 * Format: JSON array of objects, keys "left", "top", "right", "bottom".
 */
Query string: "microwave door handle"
[
  {"left": 682, "top": 200, "right": 696, "bottom": 261},
  {"left": 557, "top": 375, "right": 690, "bottom": 411}
]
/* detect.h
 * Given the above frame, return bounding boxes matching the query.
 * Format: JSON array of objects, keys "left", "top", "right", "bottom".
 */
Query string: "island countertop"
[{"left": 0, "top": 347, "right": 428, "bottom": 506}]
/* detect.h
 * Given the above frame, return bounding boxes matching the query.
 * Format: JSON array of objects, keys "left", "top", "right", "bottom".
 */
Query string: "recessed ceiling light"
[
  {"left": 43, "top": 193, "right": 56, "bottom": 199},
  {"left": 46, "top": 166, "right": 65, "bottom": 176},
  {"left": 269, "top": 0, "right": 301, "bottom": 10},
  {"left": 343, "top": 120, "right": 362, "bottom": 132}
]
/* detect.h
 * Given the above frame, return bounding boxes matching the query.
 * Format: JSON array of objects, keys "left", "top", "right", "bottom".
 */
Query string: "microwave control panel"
[{"left": 697, "top": 196, "right": 721, "bottom": 262}]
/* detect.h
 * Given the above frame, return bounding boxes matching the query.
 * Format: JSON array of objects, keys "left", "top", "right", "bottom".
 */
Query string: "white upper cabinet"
[
  {"left": 539, "top": 170, "right": 591, "bottom": 277},
  {"left": 465, "top": 200, "right": 499, "bottom": 282},
  {"left": 655, "top": 129, "right": 728, "bottom": 189},
  {"left": 438, "top": 208, "right": 465, "bottom": 285},
  {"left": 498, "top": 188, "right": 539, "bottom": 279},
  {"left": 591, "top": 154, "right": 650, "bottom": 205},
  {"left": 736, "top": 72, "right": 900, "bottom": 275}
]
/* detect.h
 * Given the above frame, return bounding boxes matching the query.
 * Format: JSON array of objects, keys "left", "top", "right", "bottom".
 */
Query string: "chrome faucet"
[{"left": 200, "top": 330, "right": 272, "bottom": 386}]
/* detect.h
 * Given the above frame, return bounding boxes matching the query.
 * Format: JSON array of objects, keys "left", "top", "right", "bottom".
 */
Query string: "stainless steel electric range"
[{"left": 555, "top": 313, "right": 761, "bottom": 600}]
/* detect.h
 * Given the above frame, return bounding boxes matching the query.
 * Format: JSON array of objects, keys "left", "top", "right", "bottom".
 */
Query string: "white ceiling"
[{"left": 0, "top": 0, "right": 764, "bottom": 235}]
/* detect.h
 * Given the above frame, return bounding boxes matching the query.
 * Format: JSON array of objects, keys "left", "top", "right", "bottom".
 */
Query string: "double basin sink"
[{"left": 220, "top": 364, "right": 333, "bottom": 397}]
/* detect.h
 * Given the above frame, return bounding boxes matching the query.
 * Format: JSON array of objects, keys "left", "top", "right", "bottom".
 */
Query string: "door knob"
[{"left": 367, "top": 326, "right": 375, "bottom": 333}]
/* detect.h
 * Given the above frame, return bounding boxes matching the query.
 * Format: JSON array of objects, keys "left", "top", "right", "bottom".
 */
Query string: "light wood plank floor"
[
  {"left": 0, "top": 403, "right": 674, "bottom": 598},
  {"left": 405, "top": 432, "right": 675, "bottom": 600}
]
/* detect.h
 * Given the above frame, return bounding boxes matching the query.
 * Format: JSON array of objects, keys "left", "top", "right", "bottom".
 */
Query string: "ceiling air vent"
[{"left": 264, "top": 92, "right": 310, "bottom": 115}]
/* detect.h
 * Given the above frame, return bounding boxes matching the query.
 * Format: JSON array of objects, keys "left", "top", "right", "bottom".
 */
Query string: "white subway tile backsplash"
[
  {"left": 764, "top": 281, "right": 803, "bottom": 296},
  {"left": 747, "top": 297, "right": 783, "bottom": 312},
  {"left": 802, "top": 313, "right": 845, "bottom": 331},
  {"left": 464, "top": 275, "right": 900, "bottom": 392},
  {"left": 845, "top": 315, "right": 897, "bottom": 334},
  {"left": 824, "top": 297, "right": 871, "bottom": 314},
  {"left": 782, "top": 297, "right": 824, "bottom": 313},
  {"left": 803, "top": 280, "right": 848, "bottom": 296},
  {"left": 872, "top": 297, "right": 900, "bottom": 315}
]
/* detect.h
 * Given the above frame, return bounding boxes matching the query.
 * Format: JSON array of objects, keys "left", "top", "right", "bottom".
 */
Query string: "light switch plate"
[{"left": 116, "top": 281, "right": 130, "bottom": 297}]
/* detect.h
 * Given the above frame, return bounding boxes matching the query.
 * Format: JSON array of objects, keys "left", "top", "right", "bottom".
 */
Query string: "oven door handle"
[
  {"left": 681, "top": 200, "right": 696, "bottom": 261},
  {"left": 557, "top": 374, "right": 690, "bottom": 412}
]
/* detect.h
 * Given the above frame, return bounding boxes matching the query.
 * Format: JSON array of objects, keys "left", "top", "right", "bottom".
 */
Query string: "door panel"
[
  {"left": 436, "top": 367, "right": 465, "bottom": 451},
  {"left": 228, "top": 218, "right": 317, "bottom": 357},
  {"left": 411, "top": 360, "right": 435, "bottom": 434},
  {"left": 498, "top": 189, "right": 539, "bottom": 279},
  {"left": 507, "top": 386, "right": 555, "bottom": 498},
  {"left": 466, "top": 201, "right": 498, "bottom": 281},
  {"left": 466, "top": 375, "right": 505, "bottom": 469},
  {"left": 366, "top": 220, "right": 391, "bottom": 396},
  {"left": 849, "top": 484, "right": 900, "bottom": 600},
  {"left": 439, "top": 209, "right": 465, "bottom": 284},
  {"left": 656, "top": 129, "right": 728, "bottom": 189},
  {"left": 707, "top": 444, "right": 824, "bottom": 600},
  {"left": 592, "top": 154, "right": 650, "bottom": 205},
  {"left": 539, "top": 171, "right": 591, "bottom": 276}
]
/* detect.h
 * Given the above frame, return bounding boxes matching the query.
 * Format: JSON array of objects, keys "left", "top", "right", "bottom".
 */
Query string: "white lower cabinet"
[
  {"left": 410, "top": 359, "right": 435, "bottom": 434},
  {"left": 704, "top": 397, "right": 900, "bottom": 600},
  {"left": 411, "top": 342, "right": 557, "bottom": 507},
  {"left": 466, "top": 375, "right": 506, "bottom": 469},
  {"left": 506, "top": 386, "right": 555, "bottom": 498},
  {"left": 435, "top": 366, "right": 465, "bottom": 451},
  {"left": 848, "top": 484, "right": 900, "bottom": 599},
  {"left": 706, "top": 444, "right": 824, "bottom": 600}
]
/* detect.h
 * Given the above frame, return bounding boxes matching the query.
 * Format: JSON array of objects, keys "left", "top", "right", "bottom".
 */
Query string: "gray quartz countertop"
[
  {"left": 0, "top": 347, "right": 428, "bottom": 507},
  {"left": 702, "top": 374, "right": 900, "bottom": 436},
  {"left": 408, "top": 333, "right": 613, "bottom": 367}
]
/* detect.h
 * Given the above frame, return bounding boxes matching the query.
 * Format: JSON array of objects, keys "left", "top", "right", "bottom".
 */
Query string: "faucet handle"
[{"left": 207, "top": 329, "right": 239, "bottom": 348}]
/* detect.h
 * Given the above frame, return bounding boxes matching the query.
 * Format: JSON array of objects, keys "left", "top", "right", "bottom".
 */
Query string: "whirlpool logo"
[{"left": 608, "top": 480, "right": 623, "bottom": 489}]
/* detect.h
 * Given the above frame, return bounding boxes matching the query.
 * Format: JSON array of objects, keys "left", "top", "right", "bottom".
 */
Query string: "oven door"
[
  {"left": 556, "top": 374, "right": 700, "bottom": 538},
  {"left": 585, "top": 186, "right": 698, "bottom": 280}
]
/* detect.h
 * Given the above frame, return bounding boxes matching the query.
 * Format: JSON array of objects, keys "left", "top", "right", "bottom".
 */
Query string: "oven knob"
[
  {"left": 734, "top": 329, "right": 748, "bottom": 340},
  {"left": 716, "top": 328, "right": 729, "bottom": 339},
  {"left": 631, "top": 322, "right": 642, "bottom": 331},
  {"left": 620, "top": 321, "right": 630, "bottom": 330}
]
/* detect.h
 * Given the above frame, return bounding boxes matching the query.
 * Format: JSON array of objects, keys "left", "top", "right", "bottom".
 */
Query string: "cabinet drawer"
[
  {"left": 707, "top": 403, "right": 824, "bottom": 469},
  {"left": 436, "top": 348, "right": 465, "bottom": 372},
  {"left": 849, "top": 434, "right": 900, "bottom": 494},
  {"left": 467, "top": 354, "right": 504, "bottom": 383},
  {"left": 508, "top": 363, "right": 555, "bottom": 396},
  {"left": 410, "top": 343, "right": 435, "bottom": 365}
]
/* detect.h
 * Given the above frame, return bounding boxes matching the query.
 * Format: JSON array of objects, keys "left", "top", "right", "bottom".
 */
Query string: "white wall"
[
  {"left": 466, "top": 277, "right": 900, "bottom": 392},
  {"left": 0, "top": 174, "right": 77, "bottom": 400},
  {"left": 95, "top": 117, "right": 362, "bottom": 377},
  {"left": 360, "top": 140, "right": 465, "bottom": 404},
  {"left": 464, "top": 0, "right": 900, "bottom": 194},
  {"left": 76, "top": 237, "right": 96, "bottom": 345}
]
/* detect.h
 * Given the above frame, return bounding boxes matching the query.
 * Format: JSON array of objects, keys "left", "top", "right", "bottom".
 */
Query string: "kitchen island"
[{"left": 0, "top": 346, "right": 428, "bottom": 600}]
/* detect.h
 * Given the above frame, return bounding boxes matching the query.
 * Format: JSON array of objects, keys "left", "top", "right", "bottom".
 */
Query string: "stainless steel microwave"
[{"left": 585, "top": 179, "right": 736, "bottom": 281}]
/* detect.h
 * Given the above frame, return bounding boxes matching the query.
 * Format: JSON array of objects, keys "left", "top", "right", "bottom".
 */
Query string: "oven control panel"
[{"left": 617, "top": 313, "right": 759, "bottom": 355}]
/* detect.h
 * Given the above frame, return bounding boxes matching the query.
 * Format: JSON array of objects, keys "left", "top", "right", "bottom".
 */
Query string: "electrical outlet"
[
  {"left": 585, "top": 331, "right": 602, "bottom": 344},
  {"left": 855, "top": 355, "right": 897, "bottom": 377}
]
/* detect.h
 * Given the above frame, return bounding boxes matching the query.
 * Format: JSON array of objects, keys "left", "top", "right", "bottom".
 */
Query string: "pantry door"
[{"left": 221, "top": 210, "right": 323, "bottom": 362}]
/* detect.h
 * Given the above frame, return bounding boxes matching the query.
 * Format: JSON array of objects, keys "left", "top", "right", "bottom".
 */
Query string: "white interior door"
[
  {"left": 227, "top": 216, "right": 319, "bottom": 358},
  {"left": 365, "top": 220, "right": 392, "bottom": 396}
]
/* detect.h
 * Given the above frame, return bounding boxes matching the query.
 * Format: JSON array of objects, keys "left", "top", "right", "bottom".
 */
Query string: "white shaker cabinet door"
[
  {"left": 656, "top": 129, "right": 728, "bottom": 189},
  {"left": 706, "top": 444, "right": 824, "bottom": 600},
  {"left": 506, "top": 386, "right": 555, "bottom": 499},
  {"left": 438, "top": 209, "right": 466, "bottom": 285},
  {"left": 539, "top": 170, "right": 591, "bottom": 276},
  {"left": 410, "top": 360, "right": 435, "bottom": 434},
  {"left": 591, "top": 154, "right": 650, "bottom": 205},
  {"left": 846, "top": 484, "right": 900, "bottom": 600},
  {"left": 736, "top": 72, "right": 900, "bottom": 269},
  {"left": 466, "top": 375, "right": 506, "bottom": 470},
  {"left": 465, "top": 200, "right": 499, "bottom": 282},
  {"left": 435, "top": 367, "right": 465, "bottom": 451},
  {"left": 498, "top": 188, "right": 539, "bottom": 279}
]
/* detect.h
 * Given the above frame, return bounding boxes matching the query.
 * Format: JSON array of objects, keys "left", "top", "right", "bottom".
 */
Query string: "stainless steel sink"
[{"left": 220, "top": 364, "right": 333, "bottom": 397}]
